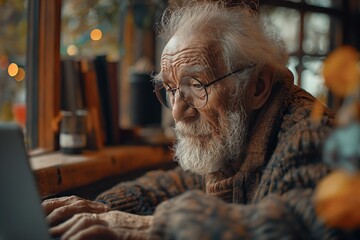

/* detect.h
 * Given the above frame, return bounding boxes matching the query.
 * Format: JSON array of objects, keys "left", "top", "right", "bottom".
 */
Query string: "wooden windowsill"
[{"left": 30, "top": 145, "right": 174, "bottom": 198}]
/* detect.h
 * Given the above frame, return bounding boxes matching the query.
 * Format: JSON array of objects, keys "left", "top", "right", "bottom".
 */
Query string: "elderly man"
[{"left": 43, "top": 1, "right": 344, "bottom": 239}]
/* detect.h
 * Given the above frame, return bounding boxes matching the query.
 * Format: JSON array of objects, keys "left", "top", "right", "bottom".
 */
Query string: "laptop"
[{"left": 0, "top": 123, "right": 50, "bottom": 240}]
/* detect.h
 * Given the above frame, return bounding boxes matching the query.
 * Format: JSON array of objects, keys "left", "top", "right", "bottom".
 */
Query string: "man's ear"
[{"left": 249, "top": 68, "right": 274, "bottom": 110}]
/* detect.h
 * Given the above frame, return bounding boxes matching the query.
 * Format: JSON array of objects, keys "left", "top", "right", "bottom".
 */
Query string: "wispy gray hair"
[{"left": 157, "top": 0, "right": 289, "bottom": 97}]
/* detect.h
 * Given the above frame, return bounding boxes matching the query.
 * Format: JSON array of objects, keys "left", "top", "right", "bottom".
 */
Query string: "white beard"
[{"left": 173, "top": 106, "right": 248, "bottom": 175}]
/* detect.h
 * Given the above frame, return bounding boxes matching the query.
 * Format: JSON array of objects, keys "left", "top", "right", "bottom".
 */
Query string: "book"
[
  {"left": 60, "top": 58, "right": 84, "bottom": 112},
  {"left": 107, "top": 61, "right": 120, "bottom": 144},
  {"left": 80, "top": 59, "right": 105, "bottom": 150},
  {"left": 93, "top": 55, "right": 119, "bottom": 145}
]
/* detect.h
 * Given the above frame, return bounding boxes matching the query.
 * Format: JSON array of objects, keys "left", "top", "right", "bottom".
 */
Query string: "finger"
[
  {"left": 67, "top": 225, "right": 117, "bottom": 240},
  {"left": 87, "top": 200, "right": 111, "bottom": 213},
  {"left": 46, "top": 199, "right": 110, "bottom": 227},
  {"left": 46, "top": 203, "right": 89, "bottom": 226},
  {"left": 42, "top": 195, "right": 79, "bottom": 215},
  {"left": 50, "top": 213, "right": 105, "bottom": 237},
  {"left": 49, "top": 214, "right": 79, "bottom": 237},
  {"left": 60, "top": 215, "right": 107, "bottom": 240}
]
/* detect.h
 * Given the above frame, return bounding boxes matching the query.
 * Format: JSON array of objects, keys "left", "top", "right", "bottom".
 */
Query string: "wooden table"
[{"left": 30, "top": 145, "right": 174, "bottom": 198}]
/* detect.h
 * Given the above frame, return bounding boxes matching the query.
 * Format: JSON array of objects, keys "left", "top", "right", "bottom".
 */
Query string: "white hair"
[{"left": 158, "top": 0, "right": 289, "bottom": 96}]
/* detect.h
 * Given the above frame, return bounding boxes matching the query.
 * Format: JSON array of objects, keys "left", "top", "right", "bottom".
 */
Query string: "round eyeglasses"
[{"left": 153, "top": 64, "right": 255, "bottom": 109}]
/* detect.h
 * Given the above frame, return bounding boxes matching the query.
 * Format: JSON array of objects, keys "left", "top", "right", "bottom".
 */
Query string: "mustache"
[{"left": 174, "top": 120, "right": 213, "bottom": 138}]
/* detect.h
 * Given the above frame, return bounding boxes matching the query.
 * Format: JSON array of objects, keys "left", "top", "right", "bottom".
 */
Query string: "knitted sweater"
[{"left": 96, "top": 75, "right": 345, "bottom": 239}]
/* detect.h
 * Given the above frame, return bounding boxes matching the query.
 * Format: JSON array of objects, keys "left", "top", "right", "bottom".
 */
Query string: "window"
[
  {"left": 59, "top": 0, "right": 165, "bottom": 131},
  {"left": 26, "top": 0, "right": 164, "bottom": 150},
  {"left": 23, "top": 0, "right": 358, "bottom": 151},
  {"left": 0, "top": 0, "right": 28, "bottom": 129},
  {"left": 60, "top": 1, "right": 121, "bottom": 59},
  {"left": 260, "top": 0, "right": 344, "bottom": 97}
]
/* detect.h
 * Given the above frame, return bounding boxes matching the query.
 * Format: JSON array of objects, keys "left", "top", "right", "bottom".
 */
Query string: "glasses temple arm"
[{"left": 203, "top": 64, "right": 256, "bottom": 87}]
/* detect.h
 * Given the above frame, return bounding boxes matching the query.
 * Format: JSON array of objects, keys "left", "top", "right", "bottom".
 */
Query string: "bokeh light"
[
  {"left": 67, "top": 45, "right": 78, "bottom": 56},
  {"left": 90, "top": 28, "right": 102, "bottom": 41},
  {"left": 15, "top": 67, "right": 26, "bottom": 81},
  {"left": 8, "top": 63, "right": 19, "bottom": 77}
]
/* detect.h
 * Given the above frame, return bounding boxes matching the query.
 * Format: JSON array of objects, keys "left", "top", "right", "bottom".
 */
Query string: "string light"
[
  {"left": 67, "top": 45, "right": 78, "bottom": 56},
  {"left": 8, "top": 63, "right": 19, "bottom": 77},
  {"left": 15, "top": 67, "right": 25, "bottom": 81},
  {"left": 90, "top": 28, "right": 102, "bottom": 41}
]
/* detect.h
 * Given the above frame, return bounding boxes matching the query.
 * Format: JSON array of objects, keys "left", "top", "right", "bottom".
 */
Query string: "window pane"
[
  {"left": 287, "top": 56, "right": 299, "bottom": 85},
  {"left": 61, "top": 0, "right": 121, "bottom": 59},
  {"left": 260, "top": 7, "right": 300, "bottom": 54},
  {"left": 303, "top": 12, "right": 330, "bottom": 55},
  {"left": 301, "top": 55, "right": 326, "bottom": 97},
  {"left": 0, "top": 0, "right": 27, "bottom": 128},
  {"left": 305, "top": 0, "right": 342, "bottom": 8}
]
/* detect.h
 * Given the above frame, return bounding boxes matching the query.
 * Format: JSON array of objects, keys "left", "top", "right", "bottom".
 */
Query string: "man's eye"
[
  {"left": 186, "top": 78, "right": 203, "bottom": 88},
  {"left": 191, "top": 83, "right": 203, "bottom": 89},
  {"left": 189, "top": 81, "right": 204, "bottom": 91}
]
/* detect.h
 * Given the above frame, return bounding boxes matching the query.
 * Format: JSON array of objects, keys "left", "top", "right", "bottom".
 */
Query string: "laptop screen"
[{"left": 0, "top": 123, "right": 50, "bottom": 240}]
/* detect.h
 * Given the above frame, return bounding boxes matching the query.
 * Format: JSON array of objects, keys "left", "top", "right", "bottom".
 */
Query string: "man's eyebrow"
[
  {"left": 183, "top": 65, "right": 209, "bottom": 75},
  {"left": 153, "top": 65, "right": 210, "bottom": 83}
]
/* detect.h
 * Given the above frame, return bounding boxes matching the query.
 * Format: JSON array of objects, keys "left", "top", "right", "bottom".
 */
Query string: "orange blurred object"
[
  {"left": 12, "top": 103, "right": 26, "bottom": 128},
  {"left": 314, "top": 170, "right": 360, "bottom": 230},
  {"left": 322, "top": 46, "right": 360, "bottom": 97}
]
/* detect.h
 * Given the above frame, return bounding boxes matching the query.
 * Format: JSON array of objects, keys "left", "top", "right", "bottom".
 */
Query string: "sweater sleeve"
[
  {"left": 95, "top": 166, "right": 204, "bottom": 215},
  {"left": 149, "top": 189, "right": 346, "bottom": 240}
]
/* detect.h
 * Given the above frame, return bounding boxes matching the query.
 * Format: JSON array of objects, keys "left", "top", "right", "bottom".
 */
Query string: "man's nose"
[{"left": 171, "top": 91, "right": 196, "bottom": 123}]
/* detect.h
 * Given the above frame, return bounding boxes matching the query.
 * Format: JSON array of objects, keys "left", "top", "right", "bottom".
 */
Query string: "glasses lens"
[
  {"left": 180, "top": 77, "right": 207, "bottom": 108},
  {"left": 154, "top": 78, "right": 208, "bottom": 109},
  {"left": 154, "top": 82, "right": 172, "bottom": 109}
]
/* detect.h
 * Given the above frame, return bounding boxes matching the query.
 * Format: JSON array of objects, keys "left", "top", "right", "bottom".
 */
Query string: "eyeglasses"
[{"left": 153, "top": 64, "right": 255, "bottom": 109}]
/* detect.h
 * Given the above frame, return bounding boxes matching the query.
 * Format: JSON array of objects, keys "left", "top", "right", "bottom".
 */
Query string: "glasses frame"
[{"left": 154, "top": 64, "right": 255, "bottom": 109}]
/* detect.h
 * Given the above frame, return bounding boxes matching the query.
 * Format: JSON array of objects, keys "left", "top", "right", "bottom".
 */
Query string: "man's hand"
[
  {"left": 42, "top": 195, "right": 110, "bottom": 227},
  {"left": 49, "top": 211, "right": 152, "bottom": 240}
]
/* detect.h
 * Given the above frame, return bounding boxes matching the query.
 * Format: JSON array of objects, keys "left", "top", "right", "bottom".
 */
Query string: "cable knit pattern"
[
  {"left": 96, "top": 166, "right": 204, "bottom": 215},
  {"left": 96, "top": 76, "right": 351, "bottom": 239}
]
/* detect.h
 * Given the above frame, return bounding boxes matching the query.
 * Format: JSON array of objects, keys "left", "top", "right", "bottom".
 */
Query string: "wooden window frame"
[{"left": 26, "top": 0, "right": 61, "bottom": 151}]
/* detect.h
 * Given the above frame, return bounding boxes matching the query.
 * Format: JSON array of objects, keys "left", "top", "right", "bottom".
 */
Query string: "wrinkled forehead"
[{"left": 160, "top": 33, "right": 224, "bottom": 78}]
